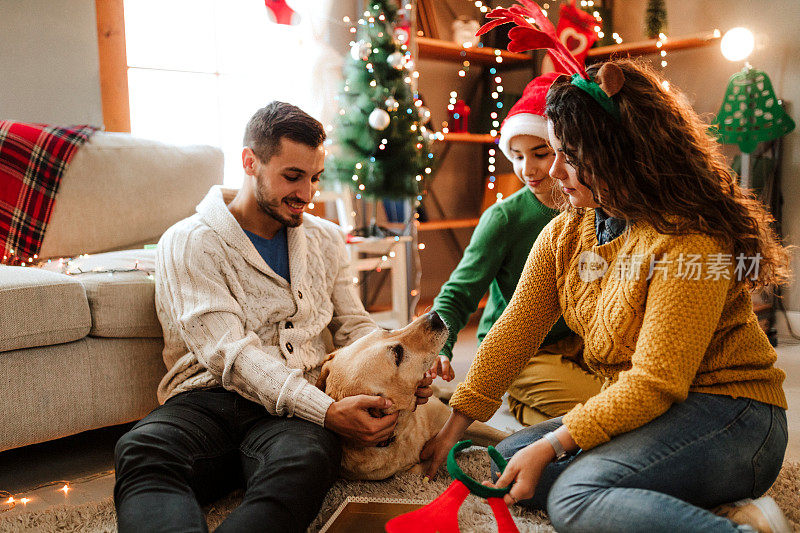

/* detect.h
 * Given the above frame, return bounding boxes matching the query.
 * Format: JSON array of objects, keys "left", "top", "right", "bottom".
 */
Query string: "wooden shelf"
[
  {"left": 417, "top": 218, "right": 480, "bottom": 231},
  {"left": 417, "top": 37, "right": 532, "bottom": 66},
  {"left": 588, "top": 31, "right": 721, "bottom": 61},
  {"left": 437, "top": 132, "right": 498, "bottom": 144}
]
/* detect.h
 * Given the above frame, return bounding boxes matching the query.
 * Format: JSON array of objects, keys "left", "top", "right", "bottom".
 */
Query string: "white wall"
[
  {"left": 613, "top": 0, "right": 800, "bottom": 308},
  {"left": 0, "top": 0, "right": 103, "bottom": 126}
]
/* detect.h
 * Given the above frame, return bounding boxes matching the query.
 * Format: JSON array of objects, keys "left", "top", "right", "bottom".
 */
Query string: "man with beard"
[{"left": 114, "top": 102, "right": 433, "bottom": 532}]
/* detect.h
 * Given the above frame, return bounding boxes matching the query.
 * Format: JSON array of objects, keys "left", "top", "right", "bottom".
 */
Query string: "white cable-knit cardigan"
[{"left": 154, "top": 186, "right": 377, "bottom": 426}]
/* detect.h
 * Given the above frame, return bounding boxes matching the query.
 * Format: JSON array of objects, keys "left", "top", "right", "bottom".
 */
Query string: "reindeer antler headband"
[{"left": 477, "top": 0, "right": 624, "bottom": 119}]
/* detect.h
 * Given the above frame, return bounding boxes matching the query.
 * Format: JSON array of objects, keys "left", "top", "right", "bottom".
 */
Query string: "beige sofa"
[{"left": 0, "top": 132, "right": 223, "bottom": 453}]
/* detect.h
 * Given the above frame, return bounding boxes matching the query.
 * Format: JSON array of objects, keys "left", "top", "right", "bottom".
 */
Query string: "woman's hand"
[
  {"left": 420, "top": 411, "right": 474, "bottom": 479},
  {"left": 488, "top": 440, "right": 556, "bottom": 505},
  {"left": 429, "top": 355, "right": 456, "bottom": 382}
]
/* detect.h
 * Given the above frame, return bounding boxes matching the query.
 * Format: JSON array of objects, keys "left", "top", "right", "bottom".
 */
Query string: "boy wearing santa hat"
[{"left": 431, "top": 73, "right": 601, "bottom": 426}]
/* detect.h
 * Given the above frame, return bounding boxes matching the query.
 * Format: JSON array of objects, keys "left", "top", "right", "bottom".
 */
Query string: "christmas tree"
[
  {"left": 645, "top": 0, "right": 667, "bottom": 38},
  {"left": 326, "top": 0, "right": 434, "bottom": 206}
]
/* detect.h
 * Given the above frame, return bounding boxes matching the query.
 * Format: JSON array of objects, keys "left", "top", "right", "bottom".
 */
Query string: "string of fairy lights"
[{"left": 1, "top": 470, "right": 114, "bottom": 514}]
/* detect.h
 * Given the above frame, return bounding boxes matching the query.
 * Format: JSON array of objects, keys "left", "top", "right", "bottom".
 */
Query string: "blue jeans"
[
  {"left": 114, "top": 388, "right": 341, "bottom": 533},
  {"left": 491, "top": 393, "right": 787, "bottom": 533}
]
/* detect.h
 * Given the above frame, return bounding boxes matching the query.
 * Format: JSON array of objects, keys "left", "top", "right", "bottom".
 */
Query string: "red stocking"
[
  {"left": 542, "top": 0, "right": 598, "bottom": 74},
  {"left": 264, "top": 0, "right": 299, "bottom": 25}
]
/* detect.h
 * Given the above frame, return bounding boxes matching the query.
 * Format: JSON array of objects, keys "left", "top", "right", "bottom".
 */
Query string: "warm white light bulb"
[{"left": 720, "top": 27, "right": 754, "bottom": 62}]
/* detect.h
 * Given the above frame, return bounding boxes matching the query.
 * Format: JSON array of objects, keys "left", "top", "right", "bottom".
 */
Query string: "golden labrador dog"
[{"left": 316, "top": 311, "right": 510, "bottom": 480}]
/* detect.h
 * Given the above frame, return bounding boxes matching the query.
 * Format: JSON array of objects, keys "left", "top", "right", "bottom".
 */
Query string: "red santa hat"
[{"left": 498, "top": 71, "right": 560, "bottom": 161}]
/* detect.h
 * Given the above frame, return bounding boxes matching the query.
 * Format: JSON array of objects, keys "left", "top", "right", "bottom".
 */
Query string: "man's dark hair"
[{"left": 243, "top": 101, "right": 326, "bottom": 162}]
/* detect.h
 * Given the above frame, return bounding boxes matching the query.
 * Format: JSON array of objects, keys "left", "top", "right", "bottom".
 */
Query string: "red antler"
[{"left": 476, "top": 0, "right": 587, "bottom": 78}]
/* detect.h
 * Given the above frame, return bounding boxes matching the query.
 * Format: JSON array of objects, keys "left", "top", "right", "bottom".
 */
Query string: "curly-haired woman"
[{"left": 421, "top": 59, "right": 791, "bottom": 533}]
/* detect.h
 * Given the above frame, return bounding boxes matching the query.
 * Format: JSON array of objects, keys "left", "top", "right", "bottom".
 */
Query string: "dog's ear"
[{"left": 315, "top": 351, "right": 337, "bottom": 391}]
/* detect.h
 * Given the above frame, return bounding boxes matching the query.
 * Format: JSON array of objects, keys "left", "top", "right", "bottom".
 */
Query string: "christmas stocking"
[
  {"left": 541, "top": 0, "right": 598, "bottom": 74},
  {"left": 265, "top": 0, "right": 300, "bottom": 25}
]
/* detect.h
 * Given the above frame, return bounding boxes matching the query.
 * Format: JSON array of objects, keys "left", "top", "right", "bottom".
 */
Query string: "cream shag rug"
[{"left": 1, "top": 454, "right": 798, "bottom": 532}]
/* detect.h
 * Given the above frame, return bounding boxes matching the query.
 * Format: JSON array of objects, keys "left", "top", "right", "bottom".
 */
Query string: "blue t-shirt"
[{"left": 244, "top": 227, "right": 290, "bottom": 283}]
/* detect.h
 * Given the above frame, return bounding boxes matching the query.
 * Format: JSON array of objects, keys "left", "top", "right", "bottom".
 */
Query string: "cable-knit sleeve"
[
  {"left": 563, "top": 234, "right": 732, "bottom": 450},
  {"left": 156, "top": 227, "right": 334, "bottom": 426},
  {"left": 448, "top": 220, "right": 562, "bottom": 421}
]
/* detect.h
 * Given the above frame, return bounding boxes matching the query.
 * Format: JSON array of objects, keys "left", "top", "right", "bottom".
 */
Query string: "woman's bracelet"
[{"left": 542, "top": 431, "right": 570, "bottom": 461}]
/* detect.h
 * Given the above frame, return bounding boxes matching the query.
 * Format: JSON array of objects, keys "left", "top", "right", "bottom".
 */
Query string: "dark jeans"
[
  {"left": 491, "top": 393, "right": 787, "bottom": 533},
  {"left": 114, "top": 388, "right": 341, "bottom": 533}
]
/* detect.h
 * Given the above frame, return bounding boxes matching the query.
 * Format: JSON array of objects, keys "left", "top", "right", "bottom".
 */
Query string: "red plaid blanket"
[{"left": 0, "top": 121, "right": 97, "bottom": 265}]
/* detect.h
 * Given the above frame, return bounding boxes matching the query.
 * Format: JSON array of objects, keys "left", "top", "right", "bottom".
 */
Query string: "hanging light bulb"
[{"left": 720, "top": 27, "right": 755, "bottom": 62}]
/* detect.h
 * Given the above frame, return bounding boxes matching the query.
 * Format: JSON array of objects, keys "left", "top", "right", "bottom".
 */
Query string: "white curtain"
[{"left": 125, "top": 0, "right": 352, "bottom": 186}]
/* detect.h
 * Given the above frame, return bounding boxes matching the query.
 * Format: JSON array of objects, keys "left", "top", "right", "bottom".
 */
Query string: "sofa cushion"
[
  {"left": 38, "top": 132, "right": 223, "bottom": 260},
  {"left": 41, "top": 249, "right": 163, "bottom": 338},
  {"left": 0, "top": 266, "right": 91, "bottom": 352}
]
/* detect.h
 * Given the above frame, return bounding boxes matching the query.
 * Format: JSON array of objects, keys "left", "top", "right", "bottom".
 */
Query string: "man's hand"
[
  {"left": 324, "top": 395, "right": 399, "bottom": 447},
  {"left": 429, "top": 355, "right": 455, "bottom": 382},
  {"left": 414, "top": 371, "right": 434, "bottom": 408}
]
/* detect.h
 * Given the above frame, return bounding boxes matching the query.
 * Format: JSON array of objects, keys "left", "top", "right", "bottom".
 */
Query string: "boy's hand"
[{"left": 429, "top": 355, "right": 455, "bottom": 382}]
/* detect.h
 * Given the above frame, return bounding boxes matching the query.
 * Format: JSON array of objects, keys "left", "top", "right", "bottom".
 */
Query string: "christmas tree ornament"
[
  {"left": 264, "top": 0, "right": 300, "bottom": 25},
  {"left": 385, "top": 96, "right": 400, "bottom": 111},
  {"left": 369, "top": 108, "right": 391, "bottom": 130},
  {"left": 540, "top": 0, "right": 599, "bottom": 75},
  {"left": 385, "top": 441, "right": 519, "bottom": 533},
  {"left": 350, "top": 40, "right": 372, "bottom": 61},
  {"left": 394, "top": 26, "right": 410, "bottom": 45},
  {"left": 387, "top": 51, "right": 405, "bottom": 70},
  {"left": 645, "top": 0, "right": 667, "bottom": 39}
]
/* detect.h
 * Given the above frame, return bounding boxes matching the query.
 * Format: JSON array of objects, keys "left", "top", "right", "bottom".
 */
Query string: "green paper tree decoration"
[
  {"left": 715, "top": 68, "right": 796, "bottom": 153},
  {"left": 645, "top": 0, "right": 667, "bottom": 39},
  {"left": 326, "top": 0, "right": 434, "bottom": 201}
]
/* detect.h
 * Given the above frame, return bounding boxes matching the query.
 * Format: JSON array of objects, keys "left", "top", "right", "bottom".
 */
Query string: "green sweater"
[{"left": 432, "top": 187, "right": 572, "bottom": 359}]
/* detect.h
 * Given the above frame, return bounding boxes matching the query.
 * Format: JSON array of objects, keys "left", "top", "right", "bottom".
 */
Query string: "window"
[{"left": 123, "top": 0, "right": 323, "bottom": 186}]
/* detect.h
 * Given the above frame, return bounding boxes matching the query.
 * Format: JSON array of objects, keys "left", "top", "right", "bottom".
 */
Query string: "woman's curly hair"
[{"left": 545, "top": 58, "right": 789, "bottom": 289}]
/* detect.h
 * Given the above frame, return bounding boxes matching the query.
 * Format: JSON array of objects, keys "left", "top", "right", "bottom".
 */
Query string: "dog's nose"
[{"left": 426, "top": 311, "right": 447, "bottom": 332}]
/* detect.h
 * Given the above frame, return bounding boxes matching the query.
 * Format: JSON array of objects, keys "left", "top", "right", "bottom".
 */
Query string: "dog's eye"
[{"left": 391, "top": 345, "right": 404, "bottom": 366}]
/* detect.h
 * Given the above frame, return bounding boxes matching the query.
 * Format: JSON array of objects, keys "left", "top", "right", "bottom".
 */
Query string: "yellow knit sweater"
[{"left": 449, "top": 209, "right": 787, "bottom": 450}]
